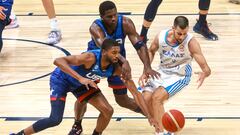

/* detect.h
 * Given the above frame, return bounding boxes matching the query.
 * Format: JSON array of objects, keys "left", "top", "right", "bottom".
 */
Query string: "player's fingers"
[
  {"left": 155, "top": 71, "right": 161, "bottom": 79},
  {"left": 138, "top": 78, "right": 141, "bottom": 86},
  {"left": 0, "top": 12, "right": 5, "bottom": 20},
  {"left": 154, "top": 74, "right": 159, "bottom": 80},
  {"left": 149, "top": 70, "right": 160, "bottom": 77},
  {"left": 85, "top": 84, "right": 89, "bottom": 90},
  {"left": 120, "top": 77, "right": 126, "bottom": 83},
  {"left": 141, "top": 78, "right": 146, "bottom": 87},
  {"left": 144, "top": 78, "right": 148, "bottom": 84},
  {"left": 156, "top": 127, "right": 160, "bottom": 133},
  {"left": 196, "top": 77, "right": 200, "bottom": 83},
  {"left": 138, "top": 80, "right": 143, "bottom": 87},
  {"left": 197, "top": 79, "right": 203, "bottom": 89},
  {"left": 91, "top": 82, "right": 98, "bottom": 89},
  {"left": 124, "top": 72, "right": 131, "bottom": 80},
  {"left": 196, "top": 74, "right": 202, "bottom": 83},
  {"left": 152, "top": 71, "right": 160, "bottom": 79}
]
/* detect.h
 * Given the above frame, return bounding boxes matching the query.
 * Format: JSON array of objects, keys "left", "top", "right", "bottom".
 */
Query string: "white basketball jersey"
[{"left": 157, "top": 29, "right": 193, "bottom": 76}]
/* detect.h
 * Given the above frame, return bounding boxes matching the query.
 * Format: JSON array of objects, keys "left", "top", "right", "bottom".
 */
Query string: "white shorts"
[{"left": 142, "top": 65, "right": 192, "bottom": 97}]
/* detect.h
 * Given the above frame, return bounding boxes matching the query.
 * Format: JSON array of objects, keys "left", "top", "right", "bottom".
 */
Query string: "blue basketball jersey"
[
  {"left": 88, "top": 15, "right": 126, "bottom": 57},
  {"left": 0, "top": 0, "right": 13, "bottom": 6},
  {"left": 0, "top": 0, "right": 13, "bottom": 17},
  {"left": 51, "top": 50, "right": 115, "bottom": 89}
]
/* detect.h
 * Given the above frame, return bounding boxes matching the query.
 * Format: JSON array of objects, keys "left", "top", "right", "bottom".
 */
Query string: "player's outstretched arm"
[
  {"left": 138, "top": 33, "right": 161, "bottom": 87},
  {"left": 148, "top": 33, "right": 160, "bottom": 64},
  {"left": 189, "top": 38, "right": 211, "bottom": 88},
  {"left": 117, "top": 54, "right": 132, "bottom": 80},
  {"left": 53, "top": 53, "right": 98, "bottom": 89},
  {"left": 89, "top": 23, "right": 106, "bottom": 48},
  {"left": 113, "top": 64, "right": 159, "bottom": 128},
  {"left": 124, "top": 78, "right": 159, "bottom": 128},
  {"left": 123, "top": 17, "right": 160, "bottom": 79}
]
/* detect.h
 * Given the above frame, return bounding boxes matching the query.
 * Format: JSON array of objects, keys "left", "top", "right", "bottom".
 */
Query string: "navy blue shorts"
[{"left": 50, "top": 73, "right": 100, "bottom": 102}]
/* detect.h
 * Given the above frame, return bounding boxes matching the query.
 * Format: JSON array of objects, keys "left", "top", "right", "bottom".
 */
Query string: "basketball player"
[
  {"left": 68, "top": 1, "right": 160, "bottom": 134},
  {"left": 139, "top": 16, "right": 211, "bottom": 135},
  {"left": 3, "top": 0, "right": 57, "bottom": 46},
  {"left": 0, "top": 0, "right": 13, "bottom": 53},
  {"left": 42, "top": 0, "right": 62, "bottom": 44},
  {"left": 140, "top": 0, "right": 218, "bottom": 44},
  {"left": 11, "top": 39, "right": 157, "bottom": 135}
]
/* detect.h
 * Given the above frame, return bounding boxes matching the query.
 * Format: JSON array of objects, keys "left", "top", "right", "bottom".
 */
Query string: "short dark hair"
[
  {"left": 174, "top": 16, "right": 189, "bottom": 29},
  {"left": 102, "top": 38, "right": 119, "bottom": 50},
  {"left": 99, "top": 1, "right": 116, "bottom": 16}
]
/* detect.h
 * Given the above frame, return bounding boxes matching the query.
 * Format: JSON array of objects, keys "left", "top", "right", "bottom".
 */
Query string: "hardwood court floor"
[
  {"left": 0, "top": 0, "right": 240, "bottom": 134},
  {"left": 1, "top": 119, "right": 240, "bottom": 135}
]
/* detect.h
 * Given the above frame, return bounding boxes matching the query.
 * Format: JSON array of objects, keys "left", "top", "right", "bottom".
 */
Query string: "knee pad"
[
  {"left": 32, "top": 100, "right": 65, "bottom": 132},
  {"left": 144, "top": 0, "right": 163, "bottom": 22},
  {"left": 49, "top": 117, "right": 63, "bottom": 127},
  {"left": 32, "top": 116, "right": 63, "bottom": 132},
  {"left": 198, "top": 0, "right": 210, "bottom": 10}
]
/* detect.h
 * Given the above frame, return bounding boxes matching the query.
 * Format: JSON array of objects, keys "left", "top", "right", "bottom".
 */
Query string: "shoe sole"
[
  {"left": 4, "top": 24, "right": 19, "bottom": 29},
  {"left": 193, "top": 27, "right": 218, "bottom": 41},
  {"left": 229, "top": 0, "right": 240, "bottom": 4},
  {"left": 47, "top": 37, "right": 62, "bottom": 44}
]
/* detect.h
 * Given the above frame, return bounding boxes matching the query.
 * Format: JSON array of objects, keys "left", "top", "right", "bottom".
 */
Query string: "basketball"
[{"left": 162, "top": 109, "right": 185, "bottom": 133}]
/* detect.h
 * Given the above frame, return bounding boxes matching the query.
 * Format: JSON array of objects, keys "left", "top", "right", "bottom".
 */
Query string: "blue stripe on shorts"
[{"left": 165, "top": 64, "right": 192, "bottom": 97}]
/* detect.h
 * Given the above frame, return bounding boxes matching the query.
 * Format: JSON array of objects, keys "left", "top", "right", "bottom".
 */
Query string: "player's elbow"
[
  {"left": 53, "top": 58, "right": 63, "bottom": 67},
  {"left": 53, "top": 58, "right": 59, "bottom": 66}
]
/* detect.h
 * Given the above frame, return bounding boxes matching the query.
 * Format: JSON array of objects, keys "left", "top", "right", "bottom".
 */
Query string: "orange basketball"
[{"left": 162, "top": 109, "right": 185, "bottom": 133}]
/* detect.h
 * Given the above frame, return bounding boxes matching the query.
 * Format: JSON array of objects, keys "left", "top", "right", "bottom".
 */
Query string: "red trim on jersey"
[
  {"left": 108, "top": 85, "right": 126, "bottom": 89},
  {"left": 50, "top": 97, "right": 66, "bottom": 101},
  {"left": 78, "top": 89, "right": 99, "bottom": 102}
]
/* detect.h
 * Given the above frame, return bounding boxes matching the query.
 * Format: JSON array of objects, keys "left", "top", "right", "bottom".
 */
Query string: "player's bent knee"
[
  {"left": 152, "top": 94, "right": 165, "bottom": 104},
  {"left": 101, "top": 106, "right": 114, "bottom": 118},
  {"left": 49, "top": 116, "right": 63, "bottom": 127},
  {"left": 152, "top": 88, "right": 168, "bottom": 103}
]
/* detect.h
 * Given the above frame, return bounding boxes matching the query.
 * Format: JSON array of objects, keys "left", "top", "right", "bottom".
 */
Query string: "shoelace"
[
  {"left": 196, "top": 19, "right": 213, "bottom": 33},
  {"left": 203, "top": 22, "right": 213, "bottom": 33}
]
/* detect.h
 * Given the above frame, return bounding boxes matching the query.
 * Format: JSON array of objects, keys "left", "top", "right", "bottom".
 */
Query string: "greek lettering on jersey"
[{"left": 158, "top": 29, "right": 193, "bottom": 76}]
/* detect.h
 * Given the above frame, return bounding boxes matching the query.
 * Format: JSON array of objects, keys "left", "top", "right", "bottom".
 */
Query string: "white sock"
[
  {"left": 155, "top": 132, "right": 164, "bottom": 135},
  {"left": 50, "top": 18, "right": 59, "bottom": 31}
]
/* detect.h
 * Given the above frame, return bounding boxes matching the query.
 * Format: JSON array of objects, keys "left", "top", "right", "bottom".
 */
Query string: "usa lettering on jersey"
[{"left": 86, "top": 72, "right": 102, "bottom": 81}]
